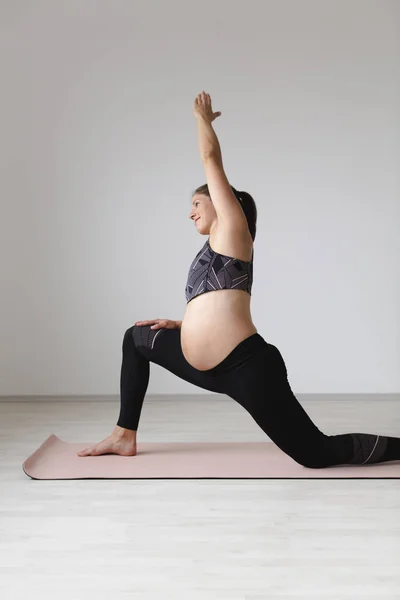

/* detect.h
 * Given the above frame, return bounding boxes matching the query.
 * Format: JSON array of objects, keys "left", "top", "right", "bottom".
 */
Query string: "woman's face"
[{"left": 189, "top": 194, "right": 217, "bottom": 235}]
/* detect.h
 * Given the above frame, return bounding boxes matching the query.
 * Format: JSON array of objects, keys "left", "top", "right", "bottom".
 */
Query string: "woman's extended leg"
[{"left": 222, "top": 341, "right": 400, "bottom": 468}]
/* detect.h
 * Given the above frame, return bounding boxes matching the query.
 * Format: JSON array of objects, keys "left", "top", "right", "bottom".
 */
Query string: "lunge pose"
[{"left": 78, "top": 92, "right": 400, "bottom": 468}]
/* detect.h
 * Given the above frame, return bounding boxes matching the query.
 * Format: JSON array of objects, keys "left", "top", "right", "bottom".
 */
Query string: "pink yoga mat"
[{"left": 22, "top": 435, "right": 400, "bottom": 479}]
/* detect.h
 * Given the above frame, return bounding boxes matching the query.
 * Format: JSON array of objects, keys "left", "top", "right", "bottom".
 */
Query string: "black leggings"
[{"left": 117, "top": 325, "right": 400, "bottom": 469}]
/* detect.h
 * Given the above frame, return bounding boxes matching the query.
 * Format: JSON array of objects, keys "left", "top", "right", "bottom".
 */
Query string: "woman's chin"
[{"left": 196, "top": 223, "right": 208, "bottom": 235}]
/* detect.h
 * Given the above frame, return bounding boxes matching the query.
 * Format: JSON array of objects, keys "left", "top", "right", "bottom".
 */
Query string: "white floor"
[{"left": 1, "top": 395, "right": 399, "bottom": 600}]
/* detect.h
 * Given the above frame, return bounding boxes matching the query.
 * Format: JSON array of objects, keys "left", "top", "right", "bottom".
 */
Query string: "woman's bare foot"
[{"left": 77, "top": 426, "right": 137, "bottom": 457}]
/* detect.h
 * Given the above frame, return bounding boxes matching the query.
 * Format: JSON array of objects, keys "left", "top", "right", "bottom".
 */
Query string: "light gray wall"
[{"left": 1, "top": 0, "right": 399, "bottom": 397}]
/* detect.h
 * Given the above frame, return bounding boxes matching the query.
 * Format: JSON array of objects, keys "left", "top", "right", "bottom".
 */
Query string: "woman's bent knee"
[{"left": 290, "top": 437, "right": 339, "bottom": 469}]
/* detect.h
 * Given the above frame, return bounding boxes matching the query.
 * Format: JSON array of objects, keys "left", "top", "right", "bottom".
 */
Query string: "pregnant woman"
[{"left": 78, "top": 91, "right": 400, "bottom": 468}]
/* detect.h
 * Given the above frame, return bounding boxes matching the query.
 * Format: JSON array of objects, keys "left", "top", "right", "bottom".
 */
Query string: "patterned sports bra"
[{"left": 185, "top": 237, "right": 254, "bottom": 304}]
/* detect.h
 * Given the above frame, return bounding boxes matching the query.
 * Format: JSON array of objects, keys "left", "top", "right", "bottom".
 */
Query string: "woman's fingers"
[
  {"left": 134, "top": 319, "right": 173, "bottom": 330},
  {"left": 134, "top": 319, "right": 165, "bottom": 329}
]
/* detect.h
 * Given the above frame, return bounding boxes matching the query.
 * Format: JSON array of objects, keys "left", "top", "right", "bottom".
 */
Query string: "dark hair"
[{"left": 192, "top": 184, "right": 257, "bottom": 241}]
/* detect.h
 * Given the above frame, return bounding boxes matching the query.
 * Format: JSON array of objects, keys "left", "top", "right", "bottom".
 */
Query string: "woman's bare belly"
[{"left": 181, "top": 289, "right": 258, "bottom": 370}]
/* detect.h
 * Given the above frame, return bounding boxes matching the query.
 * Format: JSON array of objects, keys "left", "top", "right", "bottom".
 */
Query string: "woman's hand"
[
  {"left": 134, "top": 319, "right": 179, "bottom": 330},
  {"left": 193, "top": 91, "right": 221, "bottom": 123}
]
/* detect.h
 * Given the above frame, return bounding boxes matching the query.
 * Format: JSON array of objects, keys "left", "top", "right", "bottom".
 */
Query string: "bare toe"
[
  {"left": 78, "top": 444, "right": 104, "bottom": 457},
  {"left": 77, "top": 447, "right": 92, "bottom": 457}
]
